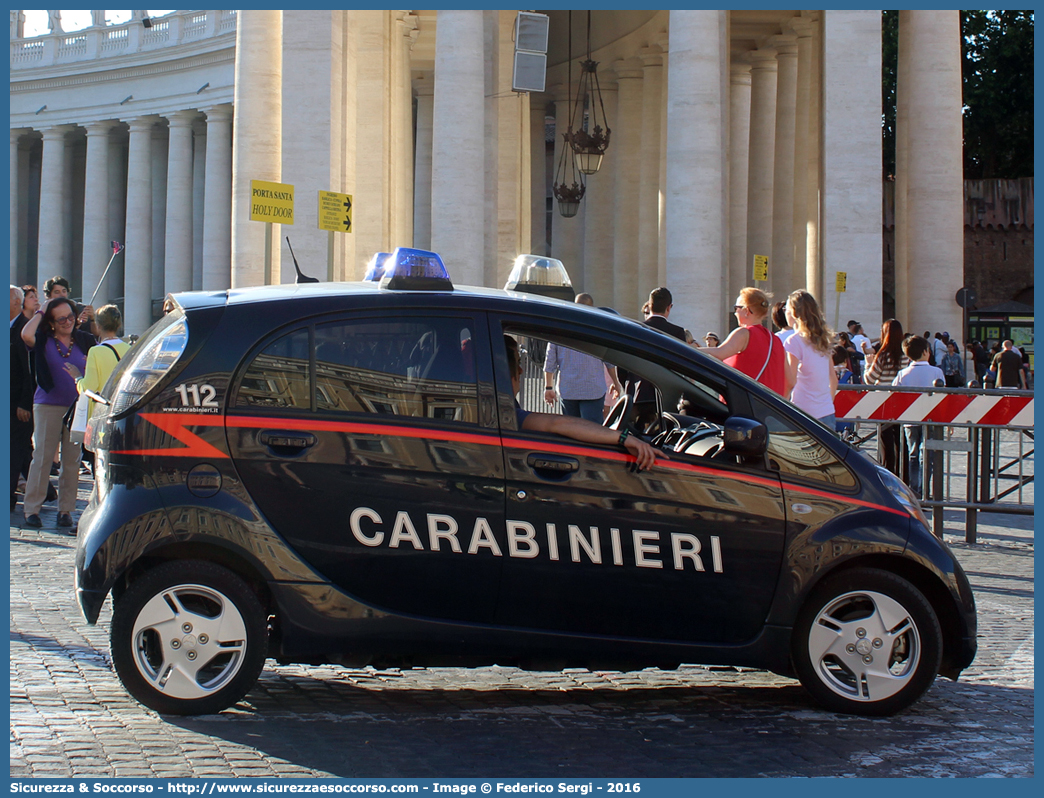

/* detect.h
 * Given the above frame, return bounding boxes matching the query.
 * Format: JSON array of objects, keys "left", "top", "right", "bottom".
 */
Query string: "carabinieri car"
[{"left": 75, "top": 249, "right": 976, "bottom": 717}]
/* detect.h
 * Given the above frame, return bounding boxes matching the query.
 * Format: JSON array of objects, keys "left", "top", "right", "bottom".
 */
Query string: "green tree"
[
  {"left": 882, "top": 10, "right": 899, "bottom": 177},
  {"left": 881, "top": 10, "right": 1034, "bottom": 178},
  {"left": 961, "top": 10, "right": 1034, "bottom": 177}
]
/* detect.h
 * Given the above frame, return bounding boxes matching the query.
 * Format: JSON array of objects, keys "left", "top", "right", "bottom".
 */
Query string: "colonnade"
[
  {"left": 10, "top": 108, "right": 232, "bottom": 334},
  {"left": 10, "top": 9, "right": 966, "bottom": 339}
]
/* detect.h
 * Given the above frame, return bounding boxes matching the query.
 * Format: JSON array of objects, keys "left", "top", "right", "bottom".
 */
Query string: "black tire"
[
  {"left": 110, "top": 560, "right": 268, "bottom": 715},
  {"left": 792, "top": 567, "right": 942, "bottom": 716}
]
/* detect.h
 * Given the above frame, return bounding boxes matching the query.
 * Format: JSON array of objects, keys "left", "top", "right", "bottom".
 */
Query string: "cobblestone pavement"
[{"left": 10, "top": 477, "right": 1033, "bottom": 779}]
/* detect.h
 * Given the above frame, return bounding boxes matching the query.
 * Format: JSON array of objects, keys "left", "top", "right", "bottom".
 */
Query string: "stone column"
[
  {"left": 10, "top": 129, "right": 25, "bottom": 283},
  {"left": 581, "top": 74, "right": 617, "bottom": 306},
  {"left": 107, "top": 129, "right": 128, "bottom": 293},
  {"left": 231, "top": 9, "right": 282, "bottom": 287},
  {"left": 81, "top": 121, "right": 114, "bottom": 306},
  {"left": 282, "top": 10, "right": 351, "bottom": 282},
  {"left": 637, "top": 46, "right": 664, "bottom": 307},
  {"left": 805, "top": 14, "right": 823, "bottom": 298},
  {"left": 124, "top": 116, "right": 158, "bottom": 335},
  {"left": 413, "top": 73, "right": 435, "bottom": 251},
  {"left": 901, "top": 10, "right": 964, "bottom": 339},
  {"left": 492, "top": 9, "right": 529, "bottom": 288},
  {"left": 201, "top": 104, "right": 233, "bottom": 290},
  {"left": 770, "top": 35, "right": 798, "bottom": 296},
  {"left": 790, "top": 17, "right": 814, "bottom": 293},
  {"left": 894, "top": 12, "right": 912, "bottom": 327},
  {"left": 611, "top": 58, "right": 644, "bottom": 316},
  {"left": 191, "top": 118, "right": 206, "bottom": 290},
  {"left": 355, "top": 11, "right": 393, "bottom": 273},
  {"left": 656, "top": 33, "right": 669, "bottom": 287},
  {"left": 550, "top": 83, "right": 585, "bottom": 289},
  {"left": 394, "top": 12, "right": 417, "bottom": 249},
  {"left": 37, "top": 125, "right": 73, "bottom": 285},
  {"left": 163, "top": 110, "right": 195, "bottom": 296},
  {"left": 151, "top": 125, "right": 168, "bottom": 309},
  {"left": 821, "top": 11, "right": 882, "bottom": 331},
  {"left": 529, "top": 94, "right": 549, "bottom": 256},
  {"left": 728, "top": 61, "right": 752, "bottom": 310},
  {"left": 14, "top": 131, "right": 33, "bottom": 284},
  {"left": 431, "top": 10, "right": 485, "bottom": 286},
  {"left": 665, "top": 10, "right": 727, "bottom": 335},
  {"left": 745, "top": 48, "right": 777, "bottom": 294}
]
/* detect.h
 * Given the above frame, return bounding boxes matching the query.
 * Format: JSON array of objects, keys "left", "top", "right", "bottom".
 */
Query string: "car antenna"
[{"left": 285, "top": 237, "right": 319, "bottom": 283}]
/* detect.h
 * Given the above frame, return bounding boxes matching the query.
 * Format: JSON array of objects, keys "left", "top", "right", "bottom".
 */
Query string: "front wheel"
[
  {"left": 792, "top": 568, "right": 942, "bottom": 716},
  {"left": 110, "top": 560, "right": 268, "bottom": 715}
]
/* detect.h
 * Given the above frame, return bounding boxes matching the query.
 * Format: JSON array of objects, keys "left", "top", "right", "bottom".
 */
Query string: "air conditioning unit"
[{"left": 512, "top": 12, "right": 549, "bottom": 93}]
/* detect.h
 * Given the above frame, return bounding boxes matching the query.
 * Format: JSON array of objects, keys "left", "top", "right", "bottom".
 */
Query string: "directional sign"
[
  {"left": 319, "top": 190, "right": 353, "bottom": 233},
  {"left": 835, "top": 271, "right": 847, "bottom": 292},
  {"left": 752, "top": 254, "right": 768, "bottom": 282},
  {"left": 250, "top": 180, "right": 294, "bottom": 224}
]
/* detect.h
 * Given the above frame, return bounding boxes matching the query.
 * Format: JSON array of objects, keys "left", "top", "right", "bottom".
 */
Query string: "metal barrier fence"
[
  {"left": 835, "top": 384, "right": 1034, "bottom": 543},
  {"left": 517, "top": 337, "right": 562, "bottom": 413}
]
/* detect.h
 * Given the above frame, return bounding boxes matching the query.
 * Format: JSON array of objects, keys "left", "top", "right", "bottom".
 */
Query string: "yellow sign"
[
  {"left": 318, "top": 190, "right": 353, "bottom": 233},
  {"left": 250, "top": 180, "right": 295, "bottom": 224},
  {"left": 753, "top": 255, "right": 768, "bottom": 282},
  {"left": 835, "top": 271, "right": 847, "bottom": 292}
]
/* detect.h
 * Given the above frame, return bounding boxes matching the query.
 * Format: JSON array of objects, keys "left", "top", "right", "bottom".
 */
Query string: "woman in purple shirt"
[{"left": 20, "top": 297, "right": 95, "bottom": 529}]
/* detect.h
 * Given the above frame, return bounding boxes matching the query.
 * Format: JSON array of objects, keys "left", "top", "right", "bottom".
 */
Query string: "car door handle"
[
  {"left": 526, "top": 453, "right": 580, "bottom": 474},
  {"left": 258, "top": 430, "right": 317, "bottom": 451}
]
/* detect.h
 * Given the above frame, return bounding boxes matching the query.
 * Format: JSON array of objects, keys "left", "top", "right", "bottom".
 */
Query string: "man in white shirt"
[
  {"left": 846, "top": 320, "right": 875, "bottom": 380},
  {"left": 892, "top": 336, "right": 945, "bottom": 497}
]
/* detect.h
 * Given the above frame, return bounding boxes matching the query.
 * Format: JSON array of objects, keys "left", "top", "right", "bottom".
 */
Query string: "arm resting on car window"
[{"left": 521, "top": 412, "right": 659, "bottom": 471}]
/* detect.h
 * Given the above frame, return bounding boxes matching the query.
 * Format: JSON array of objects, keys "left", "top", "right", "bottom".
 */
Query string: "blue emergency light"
[
  {"left": 379, "top": 247, "right": 454, "bottom": 291},
  {"left": 363, "top": 252, "right": 392, "bottom": 282}
]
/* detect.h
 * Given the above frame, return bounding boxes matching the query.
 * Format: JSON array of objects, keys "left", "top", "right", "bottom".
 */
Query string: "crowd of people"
[{"left": 10, "top": 276, "right": 127, "bottom": 530}]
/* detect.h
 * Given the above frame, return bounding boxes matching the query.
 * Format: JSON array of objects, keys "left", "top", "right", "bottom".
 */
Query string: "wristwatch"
[{"left": 618, "top": 428, "right": 630, "bottom": 447}]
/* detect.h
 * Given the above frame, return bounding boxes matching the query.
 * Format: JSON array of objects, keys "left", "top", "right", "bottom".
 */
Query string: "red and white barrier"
[{"left": 834, "top": 387, "right": 1034, "bottom": 428}]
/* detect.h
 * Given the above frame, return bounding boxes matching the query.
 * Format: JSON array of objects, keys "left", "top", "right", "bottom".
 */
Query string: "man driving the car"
[{"left": 505, "top": 335, "right": 658, "bottom": 471}]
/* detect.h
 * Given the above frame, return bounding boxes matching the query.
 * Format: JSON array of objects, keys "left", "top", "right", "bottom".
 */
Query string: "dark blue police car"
[{"left": 75, "top": 248, "right": 976, "bottom": 717}]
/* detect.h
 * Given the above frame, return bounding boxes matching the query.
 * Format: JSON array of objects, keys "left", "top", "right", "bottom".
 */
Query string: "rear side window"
[
  {"left": 236, "top": 328, "right": 311, "bottom": 409},
  {"left": 314, "top": 317, "right": 478, "bottom": 423}
]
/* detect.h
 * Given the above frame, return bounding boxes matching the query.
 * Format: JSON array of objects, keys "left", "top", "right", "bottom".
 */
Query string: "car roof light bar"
[
  {"left": 379, "top": 247, "right": 454, "bottom": 291},
  {"left": 364, "top": 252, "right": 393, "bottom": 282}
]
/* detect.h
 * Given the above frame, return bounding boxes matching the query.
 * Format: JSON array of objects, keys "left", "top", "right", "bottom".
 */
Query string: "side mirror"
[{"left": 722, "top": 416, "right": 768, "bottom": 458}]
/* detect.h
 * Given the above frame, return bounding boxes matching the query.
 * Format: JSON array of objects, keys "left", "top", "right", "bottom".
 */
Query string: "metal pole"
[
  {"left": 327, "top": 230, "right": 334, "bottom": 281},
  {"left": 264, "top": 222, "right": 272, "bottom": 284},
  {"left": 966, "top": 426, "right": 978, "bottom": 544}
]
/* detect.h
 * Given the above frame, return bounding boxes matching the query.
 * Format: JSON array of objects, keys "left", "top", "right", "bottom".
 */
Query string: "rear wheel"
[
  {"left": 110, "top": 560, "right": 268, "bottom": 715},
  {"left": 792, "top": 568, "right": 942, "bottom": 716}
]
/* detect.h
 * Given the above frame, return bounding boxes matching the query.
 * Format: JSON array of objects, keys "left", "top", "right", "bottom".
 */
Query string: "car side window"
[
  {"left": 315, "top": 317, "right": 478, "bottom": 424},
  {"left": 235, "top": 328, "right": 311, "bottom": 409},
  {"left": 752, "top": 398, "right": 856, "bottom": 488}
]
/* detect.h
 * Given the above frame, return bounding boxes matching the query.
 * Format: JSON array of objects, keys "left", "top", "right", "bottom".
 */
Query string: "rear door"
[{"left": 226, "top": 309, "right": 507, "bottom": 624}]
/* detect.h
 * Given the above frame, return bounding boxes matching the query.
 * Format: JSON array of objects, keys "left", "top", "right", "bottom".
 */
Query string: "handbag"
[{"left": 68, "top": 392, "right": 91, "bottom": 444}]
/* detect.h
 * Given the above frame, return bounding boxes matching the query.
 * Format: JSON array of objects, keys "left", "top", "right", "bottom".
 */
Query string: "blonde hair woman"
[
  {"left": 701, "top": 287, "right": 786, "bottom": 394},
  {"left": 783, "top": 290, "right": 838, "bottom": 430},
  {"left": 63, "top": 304, "right": 130, "bottom": 425}
]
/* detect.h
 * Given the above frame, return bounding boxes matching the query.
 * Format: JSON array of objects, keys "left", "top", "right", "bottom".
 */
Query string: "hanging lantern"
[
  {"left": 552, "top": 132, "right": 585, "bottom": 218},
  {"left": 569, "top": 60, "right": 611, "bottom": 175},
  {"left": 567, "top": 13, "right": 611, "bottom": 176}
]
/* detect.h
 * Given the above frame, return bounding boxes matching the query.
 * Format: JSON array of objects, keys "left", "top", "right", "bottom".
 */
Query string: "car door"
[
  {"left": 491, "top": 316, "right": 787, "bottom": 644},
  {"left": 226, "top": 309, "right": 506, "bottom": 624}
]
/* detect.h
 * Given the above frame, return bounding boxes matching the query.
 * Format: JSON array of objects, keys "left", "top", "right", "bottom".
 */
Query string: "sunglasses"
[{"left": 52, "top": 313, "right": 75, "bottom": 324}]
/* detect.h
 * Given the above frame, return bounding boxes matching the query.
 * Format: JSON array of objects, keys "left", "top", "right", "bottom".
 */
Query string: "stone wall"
[{"left": 882, "top": 178, "right": 1034, "bottom": 320}]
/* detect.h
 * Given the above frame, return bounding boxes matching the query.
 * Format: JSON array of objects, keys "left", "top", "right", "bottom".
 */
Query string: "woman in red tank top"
[{"left": 700, "top": 287, "right": 786, "bottom": 394}]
